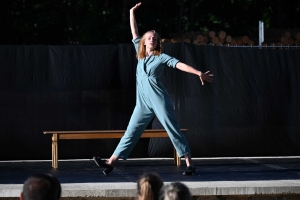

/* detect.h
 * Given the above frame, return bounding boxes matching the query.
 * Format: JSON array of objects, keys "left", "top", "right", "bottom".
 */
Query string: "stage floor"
[{"left": 1, "top": 157, "right": 300, "bottom": 199}]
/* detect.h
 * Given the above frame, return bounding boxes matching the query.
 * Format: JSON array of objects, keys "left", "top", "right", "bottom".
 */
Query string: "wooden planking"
[
  {"left": 57, "top": 132, "right": 171, "bottom": 139},
  {"left": 59, "top": 133, "right": 125, "bottom": 139},
  {"left": 44, "top": 129, "right": 187, "bottom": 135},
  {"left": 44, "top": 129, "right": 188, "bottom": 140},
  {"left": 44, "top": 130, "right": 127, "bottom": 134}
]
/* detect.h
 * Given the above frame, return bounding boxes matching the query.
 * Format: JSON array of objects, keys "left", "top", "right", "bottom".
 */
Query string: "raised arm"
[
  {"left": 176, "top": 62, "right": 214, "bottom": 85},
  {"left": 130, "top": 2, "right": 141, "bottom": 39}
]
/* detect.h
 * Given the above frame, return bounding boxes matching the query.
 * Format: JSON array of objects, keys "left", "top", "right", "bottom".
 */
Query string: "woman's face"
[{"left": 144, "top": 32, "right": 158, "bottom": 50}]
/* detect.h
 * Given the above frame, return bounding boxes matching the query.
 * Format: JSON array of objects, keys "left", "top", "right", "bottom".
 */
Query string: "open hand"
[
  {"left": 130, "top": 2, "right": 142, "bottom": 12},
  {"left": 199, "top": 71, "right": 214, "bottom": 85}
]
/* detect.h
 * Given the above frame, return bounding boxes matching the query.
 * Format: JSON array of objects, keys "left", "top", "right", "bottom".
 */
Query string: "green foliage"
[{"left": 0, "top": 0, "right": 299, "bottom": 44}]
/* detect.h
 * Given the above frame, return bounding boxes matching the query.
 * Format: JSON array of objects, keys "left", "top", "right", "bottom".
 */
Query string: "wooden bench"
[{"left": 43, "top": 129, "right": 187, "bottom": 169}]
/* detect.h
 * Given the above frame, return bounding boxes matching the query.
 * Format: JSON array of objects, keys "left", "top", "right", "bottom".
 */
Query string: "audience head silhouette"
[
  {"left": 137, "top": 172, "right": 164, "bottom": 200},
  {"left": 159, "top": 182, "right": 191, "bottom": 200},
  {"left": 20, "top": 173, "right": 61, "bottom": 200}
]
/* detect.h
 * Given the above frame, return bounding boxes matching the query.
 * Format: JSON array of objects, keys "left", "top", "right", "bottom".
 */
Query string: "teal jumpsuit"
[{"left": 113, "top": 37, "right": 191, "bottom": 159}]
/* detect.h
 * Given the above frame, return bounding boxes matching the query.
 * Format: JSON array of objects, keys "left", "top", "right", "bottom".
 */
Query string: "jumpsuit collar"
[{"left": 143, "top": 55, "right": 155, "bottom": 75}]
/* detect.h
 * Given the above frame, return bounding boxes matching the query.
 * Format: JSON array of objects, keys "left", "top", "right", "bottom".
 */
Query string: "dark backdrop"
[{"left": 0, "top": 43, "right": 299, "bottom": 160}]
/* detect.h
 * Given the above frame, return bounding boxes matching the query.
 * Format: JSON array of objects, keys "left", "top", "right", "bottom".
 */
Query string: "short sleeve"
[
  {"left": 159, "top": 53, "right": 179, "bottom": 68},
  {"left": 132, "top": 37, "right": 141, "bottom": 53}
]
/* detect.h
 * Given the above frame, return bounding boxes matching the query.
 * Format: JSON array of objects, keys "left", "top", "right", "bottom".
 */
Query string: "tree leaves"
[{"left": 0, "top": 0, "right": 299, "bottom": 44}]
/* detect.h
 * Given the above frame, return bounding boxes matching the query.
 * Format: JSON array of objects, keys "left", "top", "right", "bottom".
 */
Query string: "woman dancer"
[{"left": 93, "top": 2, "right": 213, "bottom": 176}]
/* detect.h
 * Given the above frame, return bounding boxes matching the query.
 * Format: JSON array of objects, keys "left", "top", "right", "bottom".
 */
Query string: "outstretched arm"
[
  {"left": 130, "top": 2, "right": 141, "bottom": 39},
  {"left": 176, "top": 62, "right": 214, "bottom": 85}
]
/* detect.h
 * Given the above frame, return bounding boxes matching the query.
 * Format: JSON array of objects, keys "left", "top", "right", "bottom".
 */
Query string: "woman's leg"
[
  {"left": 183, "top": 153, "right": 194, "bottom": 167},
  {"left": 152, "top": 98, "right": 194, "bottom": 167},
  {"left": 108, "top": 105, "right": 155, "bottom": 166}
]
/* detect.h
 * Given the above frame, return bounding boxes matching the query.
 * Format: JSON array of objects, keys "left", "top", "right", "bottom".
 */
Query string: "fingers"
[
  {"left": 205, "top": 75, "right": 214, "bottom": 82},
  {"left": 130, "top": 2, "right": 142, "bottom": 11},
  {"left": 200, "top": 70, "right": 214, "bottom": 84},
  {"left": 200, "top": 77, "right": 204, "bottom": 85},
  {"left": 134, "top": 2, "right": 142, "bottom": 8},
  {"left": 200, "top": 74, "right": 213, "bottom": 83},
  {"left": 204, "top": 70, "right": 214, "bottom": 76}
]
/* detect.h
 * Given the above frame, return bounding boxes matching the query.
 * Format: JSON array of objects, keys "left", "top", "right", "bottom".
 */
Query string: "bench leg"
[
  {"left": 177, "top": 153, "right": 181, "bottom": 166},
  {"left": 52, "top": 134, "right": 58, "bottom": 169},
  {"left": 173, "top": 148, "right": 177, "bottom": 165},
  {"left": 173, "top": 148, "right": 181, "bottom": 167}
]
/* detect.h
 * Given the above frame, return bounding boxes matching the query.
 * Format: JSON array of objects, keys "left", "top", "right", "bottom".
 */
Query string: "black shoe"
[
  {"left": 93, "top": 156, "right": 114, "bottom": 175},
  {"left": 182, "top": 165, "right": 195, "bottom": 176}
]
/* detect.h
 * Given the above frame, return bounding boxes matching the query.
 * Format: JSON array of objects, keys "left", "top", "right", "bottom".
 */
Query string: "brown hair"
[
  {"left": 21, "top": 173, "right": 61, "bottom": 200},
  {"left": 137, "top": 30, "right": 163, "bottom": 60},
  {"left": 137, "top": 172, "right": 164, "bottom": 200}
]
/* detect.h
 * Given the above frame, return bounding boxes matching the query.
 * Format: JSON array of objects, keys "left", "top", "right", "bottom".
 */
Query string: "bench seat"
[{"left": 43, "top": 129, "right": 187, "bottom": 169}]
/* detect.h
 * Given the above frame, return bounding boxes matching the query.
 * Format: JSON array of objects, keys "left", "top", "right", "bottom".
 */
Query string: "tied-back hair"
[
  {"left": 159, "top": 182, "right": 191, "bottom": 200},
  {"left": 137, "top": 172, "right": 164, "bottom": 200},
  {"left": 137, "top": 30, "right": 163, "bottom": 60}
]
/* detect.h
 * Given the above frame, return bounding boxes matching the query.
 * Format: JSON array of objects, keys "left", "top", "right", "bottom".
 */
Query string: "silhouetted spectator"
[
  {"left": 137, "top": 172, "right": 164, "bottom": 200},
  {"left": 20, "top": 173, "right": 61, "bottom": 200},
  {"left": 159, "top": 182, "right": 191, "bottom": 200}
]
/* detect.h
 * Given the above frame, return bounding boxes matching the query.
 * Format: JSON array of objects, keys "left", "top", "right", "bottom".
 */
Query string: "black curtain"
[{"left": 0, "top": 43, "right": 299, "bottom": 160}]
